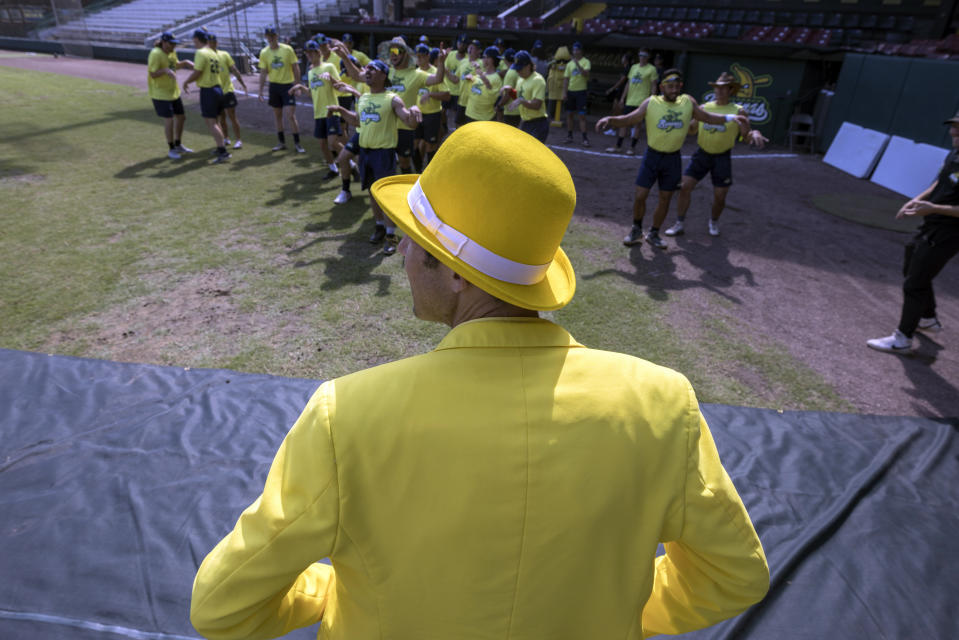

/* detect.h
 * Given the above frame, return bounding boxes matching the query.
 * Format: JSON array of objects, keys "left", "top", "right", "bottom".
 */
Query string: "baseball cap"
[
  {"left": 533, "top": 39, "right": 543, "bottom": 49},
  {"left": 313, "top": 33, "right": 328, "bottom": 44},
  {"left": 160, "top": 32, "right": 179, "bottom": 44},
  {"left": 493, "top": 37, "right": 504, "bottom": 46},
  {"left": 305, "top": 40, "right": 320, "bottom": 50},
  {"left": 368, "top": 59, "right": 390, "bottom": 75},
  {"left": 418, "top": 35, "right": 430, "bottom": 44},
  {"left": 264, "top": 25, "right": 277, "bottom": 35},
  {"left": 470, "top": 39, "right": 482, "bottom": 48},
  {"left": 638, "top": 49, "right": 650, "bottom": 57},
  {"left": 341, "top": 33, "right": 353, "bottom": 42},
  {"left": 483, "top": 46, "right": 500, "bottom": 60},
  {"left": 503, "top": 47, "right": 515, "bottom": 61},
  {"left": 456, "top": 33, "right": 467, "bottom": 44},
  {"left": 207, "top": 32, "right": 217, "bottom": 41},
  {"left": 512, "top": 50, "right": 532, "bottom": 70},
  {"left": 944, "top": 110, "right": 959, "bottom": 125},
  {"left": 572, "top": 41, "right": 583, "bottom": 51},
  {"left": 193, "top": 28, "right": 210, "bottom": 41},
  {"left": 415, "top": 43, "right": 430, "bottom": 54},
  {"left": 429, "top": 47, "right": 440, "bottom": 63}
]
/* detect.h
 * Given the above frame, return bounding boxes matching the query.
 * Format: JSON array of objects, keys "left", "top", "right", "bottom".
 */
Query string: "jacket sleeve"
[
  {"left": 641, "top": 384, "right": 769, "bottom": 636},
  {"left": 191, "top": 383, "right": 340, "bottom": 640}
]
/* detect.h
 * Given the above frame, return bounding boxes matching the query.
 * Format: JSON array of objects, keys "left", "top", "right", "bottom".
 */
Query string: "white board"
[
  {"left": 870, "top": 135, "right": 950, "bottom": 198},
  {"left": 823, "top": 122, "right": 890, "bottom": 179}
]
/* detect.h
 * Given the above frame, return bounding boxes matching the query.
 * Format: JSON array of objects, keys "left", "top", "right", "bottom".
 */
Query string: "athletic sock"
[
  {"left": 650, "top": 226, "right": 659, "bottom": 234},
  {"left": 631, "top": 138, "right": 640, "bottom": 148},
  {"left": 293, "top": 133, "right": 301, "bottom": 145},
  {"left": 582, "top": 132, "right": 588, "bottom": 141},
  {"left": 616, "top": 136, "right": 624, "bottom": 148},
  {"left": 341, "top": 178, "right": 351, "bottom": 191},
  {"left": 168, "top": 142, "right": 176, "bottom": 150},
  {"left": 174, "top": 139, "right": 181, "bottom": 147},
  {"left": 277, "top": 131, "right": 286, "bottom": 144},
  {"left": 216, "top": 146, "right": 226, "bottom": 154}
]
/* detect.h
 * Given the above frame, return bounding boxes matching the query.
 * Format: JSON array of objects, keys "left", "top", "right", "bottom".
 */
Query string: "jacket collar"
[{"left": 434, "top": 317, "right": 584, "bottom": 351}]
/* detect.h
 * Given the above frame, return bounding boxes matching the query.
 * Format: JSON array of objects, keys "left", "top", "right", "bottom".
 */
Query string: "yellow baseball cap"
[{"left": 371, "top": 122, "right": 577, "bottom": 311}]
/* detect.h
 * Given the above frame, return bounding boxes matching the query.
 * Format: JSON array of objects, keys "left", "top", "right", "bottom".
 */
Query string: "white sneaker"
[
  {"left": 223, "top": 137, "right": 231, "bottom": 146},
  {"left": 664, "top": 220, "right": 685, "bottom": 236},
  {"left": 708, "top": 219, "right": 720, "bottom": 236},
  {"left": 272, "top": 143, "right": 286, "bottom": 152},
  {"left": 333, "top": 190, "right": 352, "bottom": 204},
  {"left": 605, "top": 146, "right": 620, "bottom": 153},
  {"left": 167, "top": 149, "right": 181, "bottom": 160},
  {"left": 175, "top": 144, "right": 193, "bottom": 154},
  {"left": 867, "top": 330, "right": 915, "bottom": 354},
  {"left": 233, "top": 140, "right": 243, "bottom": 149},
  {"left": 917, "top": 317, "right": 942, "bottom": 333},
  {"left": 295, "top": 143, "right": 306, "bottom": 153}
]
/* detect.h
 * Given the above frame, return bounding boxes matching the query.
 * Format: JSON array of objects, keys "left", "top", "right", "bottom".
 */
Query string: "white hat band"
[{"left": 406, "top": 179, "right": 550, "bottom": 286}]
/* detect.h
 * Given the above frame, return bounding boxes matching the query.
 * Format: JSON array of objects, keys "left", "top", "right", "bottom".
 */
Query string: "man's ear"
[{"left": 448, "top": 269, "right": 469, "bottom": 294}]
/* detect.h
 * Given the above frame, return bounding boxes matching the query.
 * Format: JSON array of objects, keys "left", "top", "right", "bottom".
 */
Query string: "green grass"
[{"left": 0, "top": 66, "right": 850, "bottom": 412}]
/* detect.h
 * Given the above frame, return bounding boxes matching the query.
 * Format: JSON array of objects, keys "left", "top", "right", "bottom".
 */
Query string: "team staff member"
[
  {"left": 181, "top": 29, "right": 231, "bottom": 164},
  {"left": 414, "top": 45, "right": 449, "bottom": 169},
  {"left": 190, "top": 121, "right": 770, "bottom": 640},
  {"left": 562, "top": 41, "right": 591, "bottom": 147},
  {"left": 665, "top": 72, "right": 767, "bottom": 238},
  {"left": 596, "top": 69, "right": 749, "bottom": 249},
  {"left": 257, "top": 26, "right": 304, "bottom": 153},
  {"left": 508, "top": 51, "right": 548, "bottom": 143},
  {"left": 608, "top": 49, "right": 658, "bottom": 155},
  {"left": 385, "top": 37, "right": 444, "bottom": 175},
  {"left": 147, "top": 31, "right": 194, "bottom": 159},
  {"left": 290, "top": 39, "right": 344, "bottom": 181},
  {"left": 443, "top": 34, "right": 468, "bottom": 130},
  {"left": 208, "top": 33, "right": 246, "bottom": 150},
  {"left": 868, "top": 112, "right": 959, "bottom": 354},
  {"left": 327, "top": 59, "right": 422, "bottom": 255},
  {"left": 498, "top": 49, "right": 521, "bottom": 127},
  {"left": 463, "top": 47, "right": 503, "bottom": 123}
]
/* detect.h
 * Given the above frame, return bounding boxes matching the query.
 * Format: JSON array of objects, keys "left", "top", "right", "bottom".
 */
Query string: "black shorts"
[
  {"left": 222, "top": 91, "right": 238, "bottom": 109},
  {"left": 152, "top": 98, "right": 184, "bottom": 118},
  {"left": 199, "top": 86, "right": 224, "bottom": 119},
  {"left": 416, "top": 112, "right": 442, "bottom": 143},
  {"left": 337, "top": 95, "right": 355, "bottom": 111},
  {"left": 520, "top": 116, "right": 549, "bottom": 144},
  {"left": 313, "top": 115, "right": 343, "bottom": 139},
  {"left": 684, "top": 147, "right": 733, "bottom": 187},
  {"left": 344, "top": 132, "right": 360, "bottom": 154},
  {"left": 396, "top": 129, "right": 415, "bottom": 158},
  {"left": 455, "top": 104, "right": 467, "bottom": 125},
  {"left": 268, "top": 82, "right": 295, "bottom": 108},
  {"left": 564, "top": 90, "right": 588, "bottom": 115},
  {"left": 442, "top": 94, "right": 459, "bottom": 110},
  {"left": 358, "top": 147, "right": 397, "bottom": 190},
  {"left": 503, "top": 114, "right": 522, "bottom": 128},
  {"left": 635, "top": 147, "right": 682, "bottom": 191}
]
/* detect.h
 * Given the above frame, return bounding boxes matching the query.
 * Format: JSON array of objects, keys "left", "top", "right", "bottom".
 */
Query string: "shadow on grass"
[{"left": 288, "top": 222, "right": 394, "bottom": 296}]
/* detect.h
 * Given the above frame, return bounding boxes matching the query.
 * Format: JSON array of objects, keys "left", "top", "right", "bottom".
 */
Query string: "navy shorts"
[
  {"left": 337, "top": 95, "right": 355, "bottom": 111},
  {"left": 268, "top": 82, "right": 295, "bottom": 108},
  {"left": 503, "top": 114, "right": 521, "bottom": 128},
  {"left": 684, "top": 147, "right": 733, "bottom": 187},
  {"left": 313, "top": 115, "right": 343, "bottom": 139},
  {"left": 222, "top": 91, "right": 238, "bottom": 109},
  {"left": 520, "top": 116, "right": 549, "bottom": 143},
  {"left": 152, "top": 98, "right": 184, "bottom": 118},
  {"left": 344, "top": 132, "right": 360, "bottom": 154},
  {"left": 564, "top": 90, "right": 588, "bottom": 115},
  {"left": 416, "top": 112, "right": 442, "bottom": 143},
  {"left": 636, "top": 147, "right": 682, "bottom": 191},
  {"left": 396, "top": 129, "right": 415, "bottom": 158},
  {"left": 199, "top": 86, "right": 224, "bottom": 119},
  {"left": 358, "top": 147, "right": 396, "bottom": 190},
  {"left": 442, "top": 94, "right": 459, "bottom": 110}
]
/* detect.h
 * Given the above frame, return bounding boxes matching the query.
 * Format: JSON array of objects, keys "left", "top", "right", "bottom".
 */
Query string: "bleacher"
[{"left": 52, "top": 0, "right": 226, "bottom": 44}]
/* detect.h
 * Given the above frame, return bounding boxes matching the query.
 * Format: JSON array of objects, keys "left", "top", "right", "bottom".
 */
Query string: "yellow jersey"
[
  {"left": 418, "top": 65, "right": 443, "bottom": 115},
  {"left": 216, "top": 50, "right": 236, "bottom": 93},
  {"left": 388, "top": 64, "right": 428, "bottom": 131},
  {"left": 696, "top": 101, "right": 742, "bottom": 154},
  {"left": 307, "top": 62, "right": 341, "bottom": 117},
  {"left": 445, "top": 51, "right": 467, "bottom": 96},
  {"left": 645, "top": 94, "right": 694, "bottom": 153},
  {"left": 625, "top": 63, "right": 657, "bottom": 107},
  {"left": 456, "top": 57, "right": 481, "bottom": 107},
  {"left": 258, "top": 43, "right": 297, "bottom": 84},
  {"left": 193, "top": 47, "right": 222, "bottom": 89},
  {"left": 517, "top": 72, "right": 547, "bottom": 121},
  {"left": 563, "top": 57, "right": 590, "bottom": 92},
  {"left": 147, "top": 47, "right": 180, "bottom": 101},
  {"left": 357, "top": 91, "right": 399, "bottom": 149},
  {"left": 502, "top": 67, "right": 520, "bottom": 116},
  {"left": 464, "top": 71, "right": 503, "bottom": 121}
]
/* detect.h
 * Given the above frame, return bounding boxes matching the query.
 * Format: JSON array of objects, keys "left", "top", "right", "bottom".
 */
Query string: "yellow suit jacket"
[{"left": 191, "top": 317, "right": 768, "bottom": 639}]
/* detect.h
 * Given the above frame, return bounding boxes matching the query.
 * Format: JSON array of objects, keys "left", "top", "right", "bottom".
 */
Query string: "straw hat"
[
  {"left": 371, "top": 122, "right": 577, "bottom": 311},
  {"left": 709, "top": 71, "right": 742, "bottom": 92}
]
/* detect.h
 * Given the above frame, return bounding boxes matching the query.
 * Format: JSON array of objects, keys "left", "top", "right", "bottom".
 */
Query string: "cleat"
[
  {"left": 382, "top": 233, "right": 399, "bottom": 255},
  {"left": 664, "top": 220, "right": 685, "bottom": 236},
  {"left": 605, "top": 146, "right": 620, "bottom": 153},
  {"left": 581, "top": 138, "right": 590, "bottom": 147},
  {"left": 333, "top": 190, "right": 352, "bottom": 204},
  {"left": 708, "top": 219, "right": 721, "bottom": 236},
  {"left": 622, "top": 224, "right": 643, "bottom": 246},
  {"left": 167, "top": 149, "right": 181, "bottom": 160},
  {"left": 223, "top": 137, "right": 231, "bottom": 145},
  {"left": 233, "top": 140, "right": 243, "bottom": 149},
  {"left": 867, "top": 330, "right": 915, "bottom": 354},
  {"left": 175, "top": 144, "right": 193, "bottom": 154},
  {"left": 625, "top": 148, "right": 635, "bottom": 156},
  {"left": 917, "top": 317, "right": 942, "bottom": 333},
  {"left": 272, "top": 143, "right": 287, "bottom": 152},
  {"left": 295, "top": 143, "right": 306, "bottom": 153},
  {"left": 212, "top": 151, "right": 231, "bottom": 164},
  {"left": 645, "top": 229, "right": 667, "bottom": 250},
  {"left": 369, "top": 225, "right": 387, "bottom": 244},
  {"left": 322, "top": 169, "right": 339, "bottom": 181}
]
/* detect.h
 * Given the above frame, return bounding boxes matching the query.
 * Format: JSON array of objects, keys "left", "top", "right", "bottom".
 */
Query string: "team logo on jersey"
[
  {"left": 657, "top": 111, "right": 685, "bottom": 131},
  {"left": 388, "top": 78, "right": 406, "bottom": 93},
  {"left": 359, "top": 99, "right": 382, "bottom": 123},
  {"left": 702, "top": 123, "right": 727, "bottom": 133},
  {"left": 471, "top": 84, "right": 483, "bottom": 95},
  {"left": 271, "top": 57, "right": 284, "bottom": 69},
  {"left": 701, "top": 63, "right": 772, "bottom": 124},
  {"left": 310, "top": 75, "right": 325, "bottom": 88}
]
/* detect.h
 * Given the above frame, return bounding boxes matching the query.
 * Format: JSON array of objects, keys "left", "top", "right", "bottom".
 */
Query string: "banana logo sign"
[{"left": 702, "top": 63, "right": 772, "bottom": 124}]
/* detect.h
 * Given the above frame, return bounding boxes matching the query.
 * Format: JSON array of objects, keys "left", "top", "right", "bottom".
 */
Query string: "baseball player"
[
  {"left": 508, "top": 50, "right": 549, "bottom": 143},
  {"left": 463, "top": 47, "right": 503, "bottom": 123},
  {"left": 562, "top": 42, "right": 591, "bottom": 147},
  {"left": 181, "top": 29, "right": 231, "bottom": 164},
  {"left": 290, "top": 39, "right": 345, "bottom": 180},
  {"left": 607, "top": 49, "right": 658, "bottom": 155},
  {"left": 414, "top": 45, "right": 450, "bottom": 169},
  {"left": 147, "top": 31, "right": 194, "bottom": 159},
  {"left": 257, "top": 26, "right": 304, "bottom": 153},
  {"left": 208, "top": 33, "right": 246, "bottom": 150}
]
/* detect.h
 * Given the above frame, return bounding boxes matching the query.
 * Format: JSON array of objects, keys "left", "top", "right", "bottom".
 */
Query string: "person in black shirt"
[{"left": 868, "top": 112, "right": 959, "bottom": 353}]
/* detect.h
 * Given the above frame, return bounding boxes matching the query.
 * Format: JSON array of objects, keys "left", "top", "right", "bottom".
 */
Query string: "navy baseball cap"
[
  {"left": 418, "top": 35, "right": 429, "bottom": 43},
  {"left": 160, "top": 32, "right": 179, "bottom": 44},
  {"left": 368, "top": 59, "right": 390, "bottom": 75},
  {"left": 264, "top": 25, "right": 277, "bottom": 35},
  {"left": 342, "top": 32, "right": 353, "bottom": 42},
  {"left": 572, "top": 41, "right": 583, "bottom": 50},
  {"left": 415, "top": 43, "right": 430, "bottom": 54},
  {"left": 429, "top": 47, "right": 440, "bottom": 62},
  {"left": 470, "top": 39, "right": 482, "bottom": 48},
  {"left": 313, "top": 33, "right": 328, "bottom": 44},
  {"left": 503, "top": 47, "right": 515, "bottom": 61},
  {"left": 512, "top": 50, "right": 532, "bottom": 70},
  {"left": 493, "top": 37, "right": 504, "bottom": 46},
  {"left": 305, "top": 40, "right": 320, "bottom": 50},
  {"left": 456, "top": 33, "right": 467, "bottom": 43},
  {"left": 483, "top": 46, "right": 500, "bottom": 60},
  {"left": 207, "top": 32, "right": 218, "bottom": 41},
  {"left": 533, "top": 39, "right": 543, "bottom": 48},
  {"left": 193, "top": 28, "right": 210, "bottom": 41}
]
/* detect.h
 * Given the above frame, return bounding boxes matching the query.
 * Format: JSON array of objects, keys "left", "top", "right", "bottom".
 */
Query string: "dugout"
[{"left": 821, "top": 52, "right": 959, "bottom": 152}]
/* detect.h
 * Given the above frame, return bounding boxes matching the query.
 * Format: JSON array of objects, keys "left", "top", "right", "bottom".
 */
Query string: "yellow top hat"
[{"left": 371, "top": 122, "right": 577, "bottom": 311}]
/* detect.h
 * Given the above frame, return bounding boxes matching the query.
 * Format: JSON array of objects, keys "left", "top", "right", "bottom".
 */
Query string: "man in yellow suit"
[{"left": 190, "top": 122, "right": 769, "bottom": 640}]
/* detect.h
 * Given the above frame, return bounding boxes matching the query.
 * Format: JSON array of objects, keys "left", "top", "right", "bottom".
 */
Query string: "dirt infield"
[{"left": 3, "top": 51, "right": 958, "bottom": 417}]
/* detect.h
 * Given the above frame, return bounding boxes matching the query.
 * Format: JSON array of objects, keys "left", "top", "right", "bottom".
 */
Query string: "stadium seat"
[{"left": 788, "top": 113, "right": 815, "bottom": 153}]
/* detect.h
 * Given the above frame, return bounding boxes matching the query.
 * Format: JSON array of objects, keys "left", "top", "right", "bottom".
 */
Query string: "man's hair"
[
  {"left": 661, "top": 68, "right": 683, "bottom": 83},
  {"left": 423, "top": 250, "right": 440, "bottom": 269}
]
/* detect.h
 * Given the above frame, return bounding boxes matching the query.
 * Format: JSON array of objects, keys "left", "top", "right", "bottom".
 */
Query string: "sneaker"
[
  {"left": 917, "top": 317, "right": 943, "bottom": 333},
  {"left": 625, "top": 148, "right": 635, "bottom": 156},
  {"left": 333, "top": 190, "right": 352, "bottom": 205},
  {"left": 272, "top": 143, "right": 287, "bottom": 152},
  {"left": 581, "top": 138, "right": 590, "bottom": 148},
  {"left": 369, "top": 225, "right": 387, "bottom": 244},
  {"left": 322, "top": 169, "right": 339, "bottom": 181},
  {"left": 167, "top": 149, "right": 181, "bottom": 160},
  {"left": 233, "top": 140, "right": 243, "bottom": 149},
  {"left": 175, "top": 144, "right": 193, "bottom": 154},
  {"left": 223, "top": 137, "right": 231, "bottom": 146},
  {"left": 382, "top": 233, "right": 399, "bottom": 255},
  {"left": 708, "top": 219, "right": 721, "bottom": 236},
  {"left": 622, "top": 224, "right": 643, "bottom": 246},
  {"left": 294, "top": 143, "right": 306, "bottom": 153},
  {"left": 867, "top": 330, "right": 915, "bottom": 354},
  {"left": 645, "top": 229, "right": 667, "bottom": 250},
  {"left": 605, "top": 146, "right": 621, "bottom": 153},
  {"left": 664, "top": 220, "right": 685, "bottom": 237},
  {"left": 212, "top": 151, "right": 231, "bottom": 164}
]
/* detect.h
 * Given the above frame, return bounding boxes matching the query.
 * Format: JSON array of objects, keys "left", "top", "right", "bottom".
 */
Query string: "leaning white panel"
[
  {"left": 823, "top": 122, "right": 890, "bottom": 179},
  {"left": 870, "top": 135, "right": 950, "bottom": 198}
]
